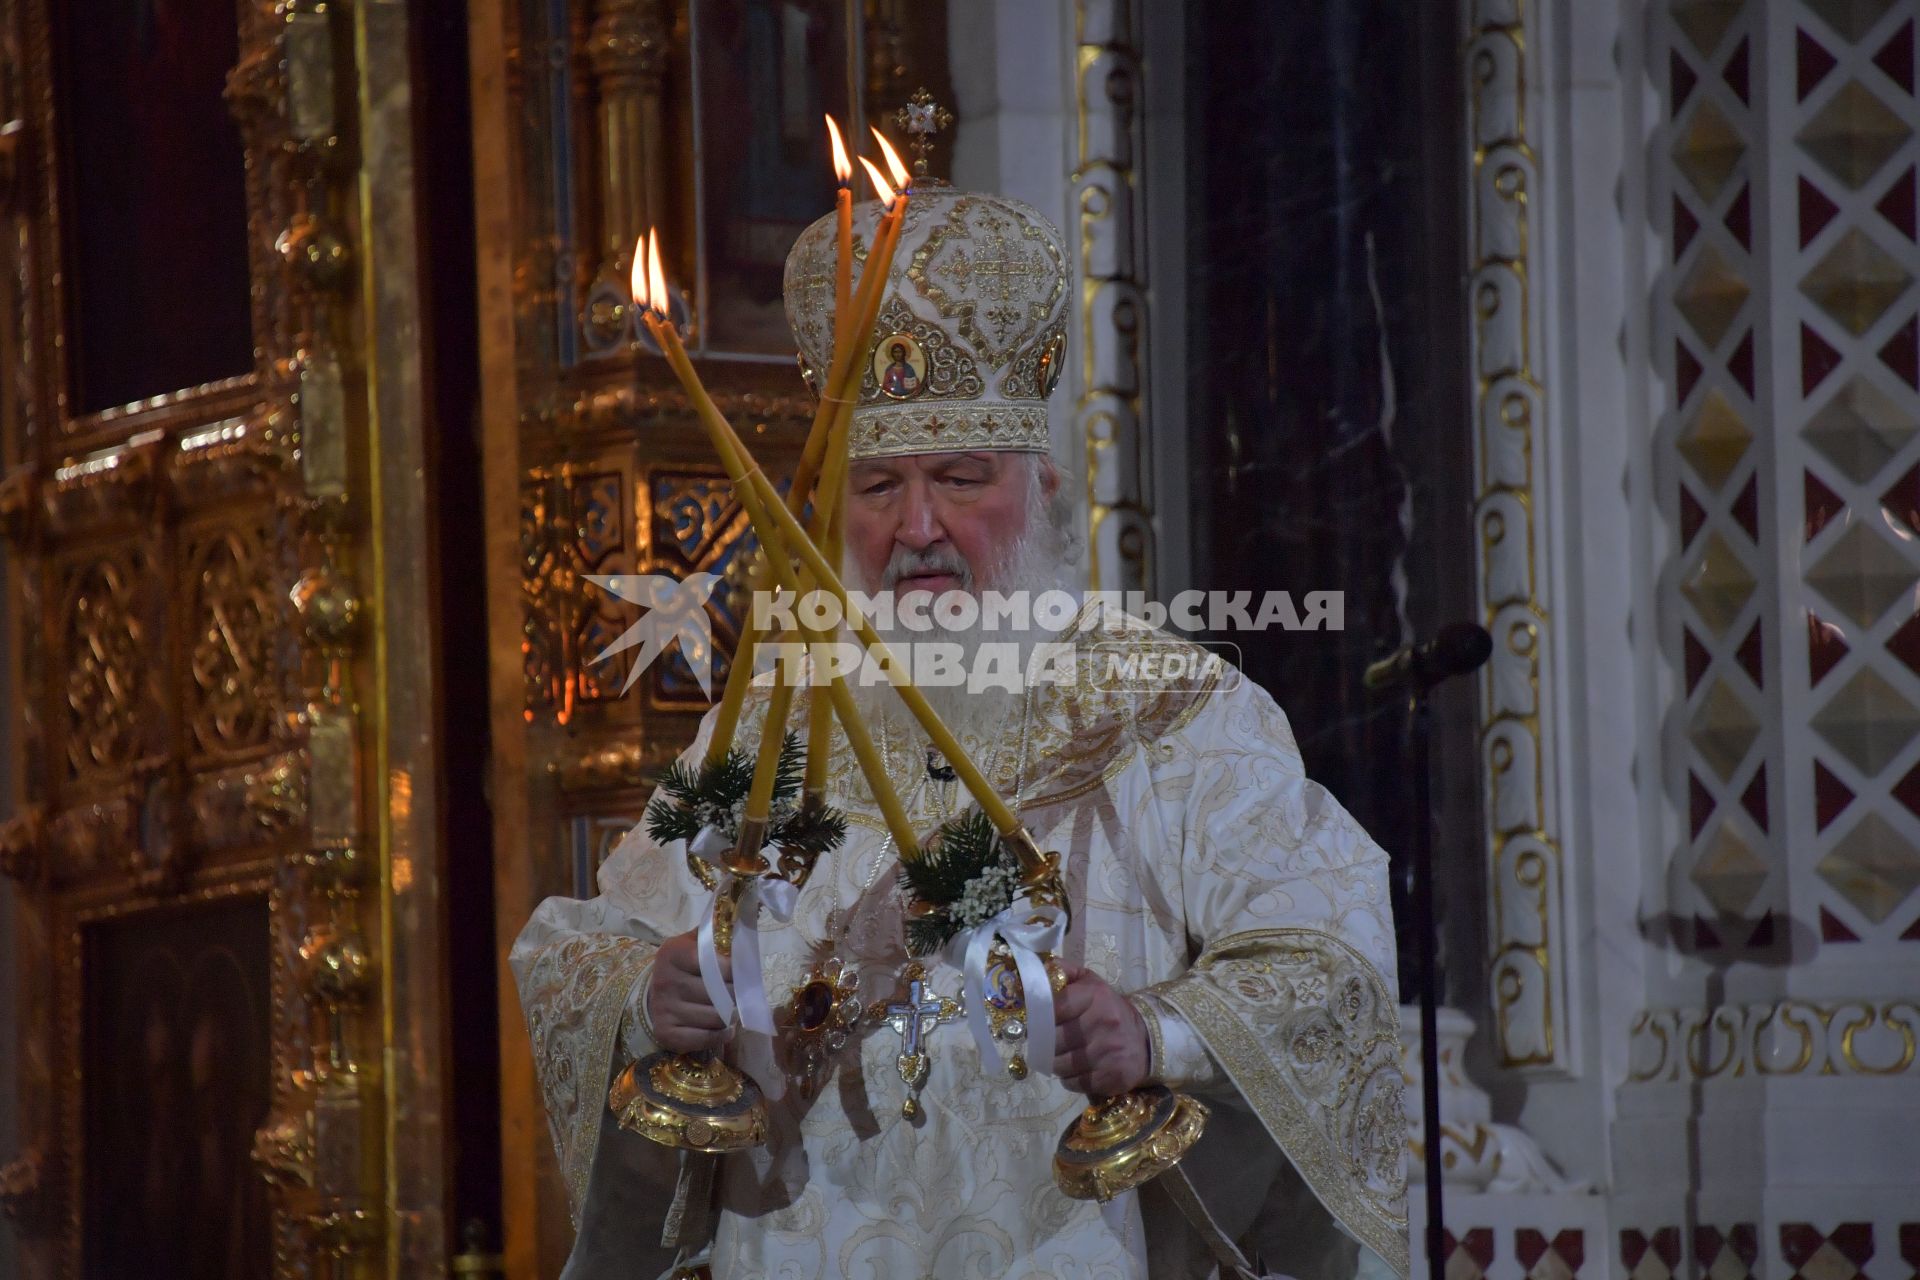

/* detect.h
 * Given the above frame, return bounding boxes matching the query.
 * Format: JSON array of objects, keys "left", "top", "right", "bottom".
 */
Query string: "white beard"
[{"left": 840, "top": 478, "right": 1078, "bottom": 752}]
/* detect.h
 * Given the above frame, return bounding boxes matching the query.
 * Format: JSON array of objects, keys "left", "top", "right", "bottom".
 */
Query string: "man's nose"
[{"left": 894, "top": 484, "right": 945, "bottom": 549}]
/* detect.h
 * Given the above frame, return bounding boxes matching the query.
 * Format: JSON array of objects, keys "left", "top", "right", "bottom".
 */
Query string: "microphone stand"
[
  {"left": 1407, "top": 674, "right": 1446, "bottom": 1280},
  {"left": 1366, "top": 622, "right": 1488, "bottom": 1280}
]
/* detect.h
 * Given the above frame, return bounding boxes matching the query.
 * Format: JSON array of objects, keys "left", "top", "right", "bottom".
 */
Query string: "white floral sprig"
[
  {"left": 952, "top": 858, "right": 1020, "bottom": 929},
  {"left": 902, "top": 809, "right": 1024, "bottom": 955}
]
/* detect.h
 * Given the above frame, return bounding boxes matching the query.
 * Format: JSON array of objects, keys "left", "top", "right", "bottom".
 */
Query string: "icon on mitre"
[{"left": 873, "top": 332, "right": 928, "bottom": 400}]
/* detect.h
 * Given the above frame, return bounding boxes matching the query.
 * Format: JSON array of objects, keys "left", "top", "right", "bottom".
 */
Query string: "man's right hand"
[{"left": 644, "top": 930, "right": 732, "bottom": 1053}]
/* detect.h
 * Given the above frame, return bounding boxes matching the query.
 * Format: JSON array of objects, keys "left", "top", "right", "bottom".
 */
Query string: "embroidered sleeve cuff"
[
  {"left": 1128, "top": 993, "right": 1165, "bottom": 1081},
  {"left": 1131, "top": 992, "right": 1224, "bottom": 1093},
  {"left": 618, "top": 958, "right": 660, "bottom": 1063}
]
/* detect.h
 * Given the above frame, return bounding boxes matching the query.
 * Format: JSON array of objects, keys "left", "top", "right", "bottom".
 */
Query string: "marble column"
[{"left": 1181, "top": 0, "right": 1482, "bottom": 997}]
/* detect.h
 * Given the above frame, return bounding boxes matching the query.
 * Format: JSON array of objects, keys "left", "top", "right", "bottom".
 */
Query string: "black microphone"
[{"left": 1363, "top": 622, "right": 1494, "bottom": 693}]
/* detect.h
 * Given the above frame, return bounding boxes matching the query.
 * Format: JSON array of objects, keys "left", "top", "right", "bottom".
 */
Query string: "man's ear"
[{"left": 1036, "top": 455, "right": 1062, "bottom": 500}]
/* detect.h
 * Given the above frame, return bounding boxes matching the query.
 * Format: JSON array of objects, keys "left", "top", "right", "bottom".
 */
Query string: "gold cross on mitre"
[{"left": 894, "top": 87, "right": 953, "bottom": 179}]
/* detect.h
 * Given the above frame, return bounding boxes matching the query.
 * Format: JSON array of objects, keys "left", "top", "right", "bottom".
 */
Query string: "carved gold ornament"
[
  {"left": 1466, "top": 0, "right": 1570, "bottom": 1075},
  {"left": 1628, "top": 1000, "right": 1920, "bottom": 1081},
  {"left": 608, "top": 1052, "right": 770, "bottom": 1153},
  {"left": 1052, "top": 1085, "right": 1209, "bottom": 1203}
]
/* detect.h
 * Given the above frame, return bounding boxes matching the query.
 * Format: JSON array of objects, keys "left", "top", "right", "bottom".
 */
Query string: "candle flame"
[
  {"left": 629, "top": 232, "right": 650, "bottom": 309},
  {"left": 858, "top": 156, "right": 896, "bottom": 206},
  {"left": 871, "top": 128, "right": 910, "bottom": 190},
  {"left": 646, "top": 228, "right": 669, "bottom": 318},
  {"left": 826, "top": 114, "right": 852, "bottom": 184}
]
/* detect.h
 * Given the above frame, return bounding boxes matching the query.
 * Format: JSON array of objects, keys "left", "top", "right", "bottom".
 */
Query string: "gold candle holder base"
[
  {"left": 610, "top": 1049, "right": 769, "bottom": 1153},
  {"left": 1051, "top": 1085, "right": 1208, "bottom": 1202}
]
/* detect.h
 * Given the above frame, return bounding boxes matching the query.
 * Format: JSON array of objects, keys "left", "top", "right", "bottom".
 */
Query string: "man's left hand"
[{"left": 1051, "top": 963, "right": 1150, "bottom": 1097}]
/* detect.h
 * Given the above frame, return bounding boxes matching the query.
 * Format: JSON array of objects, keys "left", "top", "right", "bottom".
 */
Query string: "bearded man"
[{"left": 512, "top": 181, "right": 1408, "bottom": 1280}]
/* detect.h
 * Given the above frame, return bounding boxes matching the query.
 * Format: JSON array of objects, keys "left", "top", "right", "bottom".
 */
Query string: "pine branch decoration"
[
  {"left": 644, "top": 744, "right": 755, "bottom": 848},
  {"left": 906, "top": 907, "right": 962, "bottom": 958},
  {"left": 769, "top": 790, "right": 847, "bottom": 862},
  {"left": 771, "top": 731, "right": 806, "bottom": 803},
  {"left": 645, "top": 733, "right": 848, "bottom": 869},
  {"left": 900, "top": 809, "right": 1021, "bottom": 955}
]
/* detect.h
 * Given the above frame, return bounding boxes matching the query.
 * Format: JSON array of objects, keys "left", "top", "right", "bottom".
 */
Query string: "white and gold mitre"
[{"left": 783, "top": 183, "right": 1070, "bottom": 461}]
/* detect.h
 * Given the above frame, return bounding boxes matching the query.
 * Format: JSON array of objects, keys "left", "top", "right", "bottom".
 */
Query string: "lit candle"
[
  {"left": 739, "top": 135, "right": 905, "bottom": 819},
  {"left": 800, "top": 116, "right": 856, "bottom": 802},
  {"left": 627, "top": 231, "right": 770, "bottom": 769},
  {"left": 639, "top": 232, "right": 1013, "bottom": 839},
  {"left": 632, "top": 231, "right": 920, "bottom": 855},
  {"left": 827, "top": 114, "right": 854, "bottom": 352},
  {"left": 822, "top": 153, "right": 904, "bottom": 421},
  {"left": 696, "top": 140, "right": 907, "bottom": 771},
  {"left": 870, "top": 127, "right": 911, "bottom": 194},
  {"left": 799, "top": 136, "right": 911, "bottom": 796},
  {"left": 811, "top": 151, "right": 906, "bottom": 516},
  {"left": 784, "top": 138, "right": 906, "bottom": 521}
]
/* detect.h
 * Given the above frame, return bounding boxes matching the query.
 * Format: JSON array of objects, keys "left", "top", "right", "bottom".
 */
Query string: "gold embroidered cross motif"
[
  {"left": 941, "top": 229, "right": 1044, "bottom": 350},
  {"left": 944, "top": 229, "right": 1043, "bottom": 304},
  {"left": 868, "top": 962, "right": 962, "bottom": 1119},
  {"left": 910, "top": 201, "right": 1068, "bottom": 364}
]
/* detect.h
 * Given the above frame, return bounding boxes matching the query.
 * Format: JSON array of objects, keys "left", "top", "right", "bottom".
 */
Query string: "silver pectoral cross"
[{"left": 868, "top": 962, "right": 962, "bottom": 1119}]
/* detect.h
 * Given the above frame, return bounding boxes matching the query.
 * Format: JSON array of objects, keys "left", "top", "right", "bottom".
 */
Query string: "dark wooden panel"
[
  {"left": 50, "top": 0, "right": 253, "bottom": 413},
  {"left": 80, "top": 892, "right": 271, "bottom": 1279}
]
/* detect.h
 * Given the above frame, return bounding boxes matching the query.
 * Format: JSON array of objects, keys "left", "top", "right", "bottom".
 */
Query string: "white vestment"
[{"left": 512, "top": 610, "right": 1410, "bottom": 1279}]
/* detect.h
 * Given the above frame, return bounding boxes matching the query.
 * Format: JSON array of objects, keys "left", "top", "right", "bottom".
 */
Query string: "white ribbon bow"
[
  {"left": 947, "top": 895, "right": 1067, "bottom": 1079},
  {"left": 686, "top": 825, "right": 795, "bottom": 1099}
]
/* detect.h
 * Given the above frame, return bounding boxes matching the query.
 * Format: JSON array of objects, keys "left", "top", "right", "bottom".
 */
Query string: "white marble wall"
[
  {"left": 1507, "top": 0, "right": 1652, "bottom": 1180},
  {"left": 1478, "top": 1, "right": 1920, "bottom": 1277},
  {"left": 946, "top": 1, "right": 1074, "bottom": 261},
  {"left": 1620, "top": 0, "right": 1920, "bottom": 1263}
]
